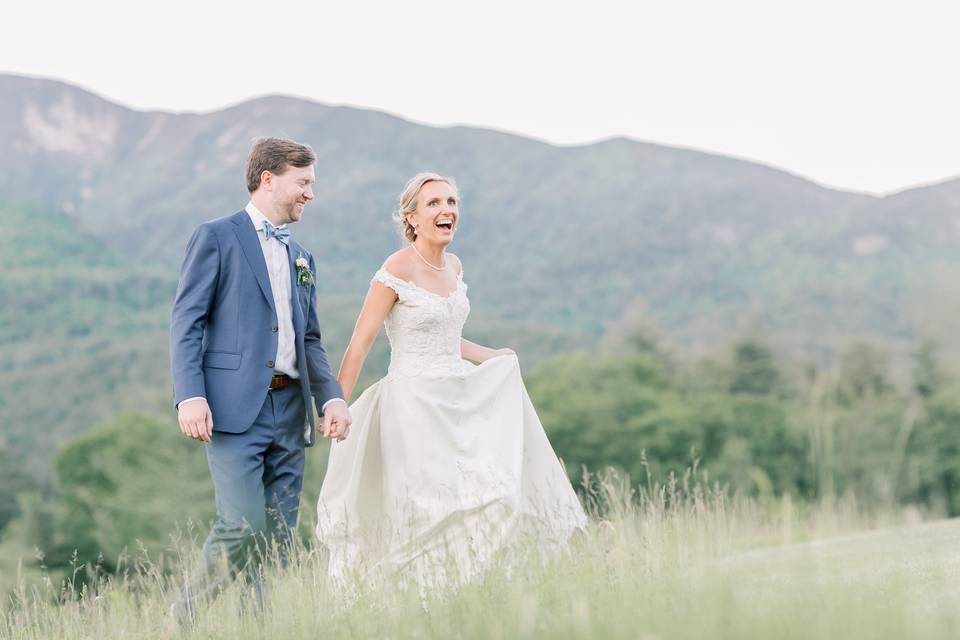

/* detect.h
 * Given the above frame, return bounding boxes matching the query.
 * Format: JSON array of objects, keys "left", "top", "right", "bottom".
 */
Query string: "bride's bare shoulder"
[
  {"left": 382, "top": 248, "right": 415, "bottom": 280},
  {"left": 446, "top": 253, "right": 463, "bottom": 275}
]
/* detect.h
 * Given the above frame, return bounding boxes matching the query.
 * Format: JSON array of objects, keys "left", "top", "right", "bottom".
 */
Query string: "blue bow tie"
[{"left": 262, "top": 220, "right": 290, "bottom": 246}]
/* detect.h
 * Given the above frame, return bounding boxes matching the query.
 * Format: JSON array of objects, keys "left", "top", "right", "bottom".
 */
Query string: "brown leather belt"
[{"left": 269, "top": 374, "right": 292, "bottom": 390}]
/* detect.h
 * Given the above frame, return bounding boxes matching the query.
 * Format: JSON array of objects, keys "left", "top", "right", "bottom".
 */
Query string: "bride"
[{"left": 316, "top": 172, "right": 586, "bottom": 589}]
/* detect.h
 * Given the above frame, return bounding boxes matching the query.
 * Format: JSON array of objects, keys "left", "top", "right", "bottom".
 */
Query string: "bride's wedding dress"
[{"left": 316, "top": 266, "right": 586, "bottom": 589}]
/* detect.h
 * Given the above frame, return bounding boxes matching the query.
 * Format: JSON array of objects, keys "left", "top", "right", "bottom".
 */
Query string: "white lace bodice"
[{"left": 372, "top": 267, "right": 472, "bottom": 377}]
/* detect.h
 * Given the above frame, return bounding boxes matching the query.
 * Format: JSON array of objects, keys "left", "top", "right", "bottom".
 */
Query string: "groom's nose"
[{"left": 303, "top": 186, "right": 314, "bottom": 201}]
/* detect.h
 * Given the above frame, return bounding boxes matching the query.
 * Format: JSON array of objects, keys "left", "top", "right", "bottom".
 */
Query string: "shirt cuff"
[
  {"left": 177, "top": 397, "right": 205, "bottom": 410},
  {"left": 321, "top": 398, "right": 346, "bottom": 413}
]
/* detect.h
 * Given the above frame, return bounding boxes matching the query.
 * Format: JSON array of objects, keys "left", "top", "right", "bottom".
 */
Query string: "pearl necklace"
[{"left": 410, "top": 242, "right": 447, "bottom": 271}]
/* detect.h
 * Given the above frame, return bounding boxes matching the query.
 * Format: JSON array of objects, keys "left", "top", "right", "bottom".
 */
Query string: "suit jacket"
[{"left": 169, "top": 210, "right": 342, "bottom": 446}]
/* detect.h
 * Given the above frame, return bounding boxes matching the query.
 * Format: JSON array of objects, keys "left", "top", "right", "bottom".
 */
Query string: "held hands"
[
  {"left": 320, "top": 401, "right": 353, "bottom": 442},
  {"left": 178, "top": 399, "right": 213, "bottom": 444}
]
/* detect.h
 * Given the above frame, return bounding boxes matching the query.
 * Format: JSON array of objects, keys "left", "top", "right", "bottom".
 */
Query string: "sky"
[{"left": 2, "top": 0, "right": 958, "bottom": 195}]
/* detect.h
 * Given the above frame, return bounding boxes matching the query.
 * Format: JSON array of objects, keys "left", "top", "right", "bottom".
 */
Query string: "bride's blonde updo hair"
[{"left": 393, "top": 172, "right": 459, "bottom": 243}]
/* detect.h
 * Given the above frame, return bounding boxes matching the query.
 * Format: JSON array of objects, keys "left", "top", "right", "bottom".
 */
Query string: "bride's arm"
[
  {"left": 337, "top": 282, "right": 397, "bottom": 401},
  {"left": 461, "top": 338, "right": 515, "bottom": 364}
]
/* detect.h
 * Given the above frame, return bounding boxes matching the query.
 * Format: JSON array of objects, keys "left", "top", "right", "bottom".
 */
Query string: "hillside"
[
  {"left": 7, "top": 73, "right": 960, "bottom": 345},
  {"left": 4, "top": 73, "right": 960, "bottom": 467}
]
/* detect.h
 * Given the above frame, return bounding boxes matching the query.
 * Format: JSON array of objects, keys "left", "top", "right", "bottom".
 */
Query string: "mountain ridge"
[
  {"left": 8, "top": 71, "right": 938, "bottom": 197},
  {"left": 4, "top": 72, "right": 960, "bottom": 348}
]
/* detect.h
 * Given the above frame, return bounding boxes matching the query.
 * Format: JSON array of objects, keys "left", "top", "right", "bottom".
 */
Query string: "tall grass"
[{"left": 2, "top": 469, "right": 957, "bottom": 639}]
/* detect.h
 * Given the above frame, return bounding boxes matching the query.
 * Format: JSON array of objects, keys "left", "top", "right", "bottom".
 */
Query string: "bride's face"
[{"left": 408, "top": 181, "right": 459, "bottom": 246}]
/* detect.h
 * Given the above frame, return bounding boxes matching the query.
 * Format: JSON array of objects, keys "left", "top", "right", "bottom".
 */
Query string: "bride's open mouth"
[{"left": 435, "top": 217, "right": 455, "bottom": 232}]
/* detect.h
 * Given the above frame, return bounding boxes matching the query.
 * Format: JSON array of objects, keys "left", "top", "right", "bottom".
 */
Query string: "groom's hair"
[{"left": 245, "top": 137, "right": 317, "bottom": 193}]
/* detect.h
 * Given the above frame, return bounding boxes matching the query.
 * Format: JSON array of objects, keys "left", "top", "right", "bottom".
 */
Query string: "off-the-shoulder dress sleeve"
[{"left": 372, "top": 267, "right": 412, "bottom": 301}]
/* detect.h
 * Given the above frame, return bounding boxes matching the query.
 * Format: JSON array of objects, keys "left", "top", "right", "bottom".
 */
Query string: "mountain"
[
  {"left": 1, "top": 73, "right": 912, "bottom": 335},
  {"left": 3, "top": 73, "right": 960, "bottom": 468}
]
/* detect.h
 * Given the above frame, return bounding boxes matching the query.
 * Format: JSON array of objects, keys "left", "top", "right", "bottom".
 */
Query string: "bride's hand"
[{"left": 493, "top": 348, "right": 516, "bottom": 358}]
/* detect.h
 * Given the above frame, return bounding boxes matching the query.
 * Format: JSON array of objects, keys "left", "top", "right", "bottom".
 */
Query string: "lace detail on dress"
[
  {"left": 372, "top": 267, "right": 471, "bottom": 378},
  {"left": 371, "top": 268, "right": 415, "bottom": 302}
]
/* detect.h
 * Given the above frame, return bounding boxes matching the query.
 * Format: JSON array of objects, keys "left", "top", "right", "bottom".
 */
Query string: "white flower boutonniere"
[{"left": 295, "top": 254, "right": 314, "bottom": 287}]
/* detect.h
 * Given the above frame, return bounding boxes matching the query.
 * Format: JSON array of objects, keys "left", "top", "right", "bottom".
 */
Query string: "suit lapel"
[
  {"left": 287, "top": 241, "right": 306, "bottom": 336},
  {"left": 287, "top": 240, "right": 316, "bottom": 445},
  {"left": 231, "top": 211, "right": 276, "bottom": 314}
]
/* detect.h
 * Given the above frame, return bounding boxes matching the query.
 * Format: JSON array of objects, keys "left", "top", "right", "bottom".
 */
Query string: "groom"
[{"left": 169, "top": 137, "right": 351, "bottom": 617}]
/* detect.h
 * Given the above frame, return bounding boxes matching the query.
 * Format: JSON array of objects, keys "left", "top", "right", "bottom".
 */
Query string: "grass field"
[{"left": 2, "top": 471, "right": 958, "bottom": 639}]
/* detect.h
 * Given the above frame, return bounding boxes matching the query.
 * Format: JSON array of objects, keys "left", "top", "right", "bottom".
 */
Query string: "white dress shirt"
[
  {"left": 246, "top": 202, "right": 298, "bottom": 378},
  {"left": 178, "top": 202, "right": 344, "bottom": 413}
]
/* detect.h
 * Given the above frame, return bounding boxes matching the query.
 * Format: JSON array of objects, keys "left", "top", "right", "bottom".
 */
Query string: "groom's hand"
[
  {"left": 178, "top": 399, "right": 213, "bottom": 444},
  {"left": 321, "top": 401, "right": 352, "bottom": 442}
]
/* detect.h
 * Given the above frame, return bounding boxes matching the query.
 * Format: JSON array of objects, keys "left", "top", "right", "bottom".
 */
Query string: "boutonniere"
[{"left": 295, "top": 254, "right": 314, "bottom": 287}]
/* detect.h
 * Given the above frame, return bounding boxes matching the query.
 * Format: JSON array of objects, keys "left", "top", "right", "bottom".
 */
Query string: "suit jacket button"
[
  {"left": 271, "top": 325, "right": 279, "bottom": 332},
  {"left": 267, "top": 360, "right": 275, "bottom": 368}
]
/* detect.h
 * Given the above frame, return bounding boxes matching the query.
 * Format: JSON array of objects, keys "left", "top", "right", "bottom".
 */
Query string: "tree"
[
  {"left": 729, "top": 339, "right": 780, "bottom": 395},
  {"left": 0, "top": 441, "right": 37, "bottom": 533},
  {"left": 21, "top": 414, "right": 214, "bottom": 572},
  {"left": 836, "top": 341, "right": 891, "bottom": 404},
  {"left": 912, "top": 340, "right": 942, "bottom": 399}
]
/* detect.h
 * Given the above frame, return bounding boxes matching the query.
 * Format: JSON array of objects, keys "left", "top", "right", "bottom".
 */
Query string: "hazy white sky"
[{"left": 3, "top": 0, "right": 958, "bottom": 194}]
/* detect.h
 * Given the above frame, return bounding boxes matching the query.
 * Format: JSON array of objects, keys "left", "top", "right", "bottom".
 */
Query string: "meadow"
[{"left": 3, "top": 470, "right": 957, "bottom": 640}]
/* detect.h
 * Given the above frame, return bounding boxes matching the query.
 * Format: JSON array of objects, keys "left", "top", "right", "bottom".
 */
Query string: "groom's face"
[{"left": 270, "top": 164, "right": 316, "bottom": 224}]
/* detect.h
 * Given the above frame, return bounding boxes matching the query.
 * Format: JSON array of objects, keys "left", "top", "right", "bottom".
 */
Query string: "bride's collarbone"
[{"left": 407, "top": 266, "right": 460, "bottom": 299}]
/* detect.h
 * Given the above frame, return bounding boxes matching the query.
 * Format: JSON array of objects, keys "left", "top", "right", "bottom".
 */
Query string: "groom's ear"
[{"left": 260, "top": 170, "right": 274, "bottom": 192}]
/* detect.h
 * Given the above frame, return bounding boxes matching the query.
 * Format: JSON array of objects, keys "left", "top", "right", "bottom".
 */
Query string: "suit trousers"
[{"left": 173, "top": 381, "right": 306, "bottom": 616}]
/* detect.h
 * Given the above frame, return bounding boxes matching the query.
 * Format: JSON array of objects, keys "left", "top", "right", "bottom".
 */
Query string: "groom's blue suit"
[
  {"left": 169, "top": 207, "right": 342, "bottom": 612},
  {"left": 171, "top": 209, "right": 341, "bottom": 444}
]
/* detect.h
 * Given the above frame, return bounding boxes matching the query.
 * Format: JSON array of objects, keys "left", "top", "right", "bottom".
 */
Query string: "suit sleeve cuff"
[
  {"left": 321, "top": 398, "right": 346, "bottom": 413},
  {"left": 177, "top": 397, "right": 206, "bottom": 410}
]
